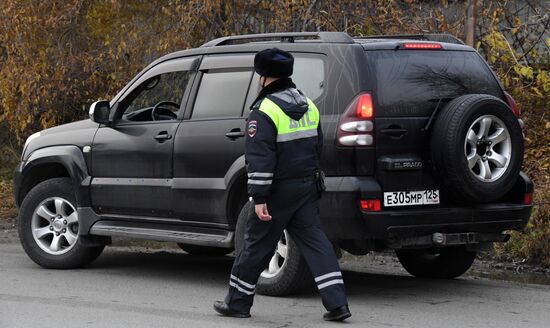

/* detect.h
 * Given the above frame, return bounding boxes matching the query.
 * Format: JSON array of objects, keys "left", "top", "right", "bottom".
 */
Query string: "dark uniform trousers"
[{"left": 224, "top": 178, "right": 348, "bottom": 313}]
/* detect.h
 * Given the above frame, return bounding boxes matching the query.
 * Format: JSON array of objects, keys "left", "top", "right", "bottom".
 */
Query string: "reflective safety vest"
[
  {"left": 245, "top": 89, "right": 323, "bottom": 204},
  {"left": 258, "top": 97, "right": 320, "bottom": 143}
]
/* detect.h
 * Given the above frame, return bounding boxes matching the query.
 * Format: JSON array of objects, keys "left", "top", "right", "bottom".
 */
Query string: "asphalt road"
[{"left": 1, "top": 242, "right": 549, "bottom": 328}]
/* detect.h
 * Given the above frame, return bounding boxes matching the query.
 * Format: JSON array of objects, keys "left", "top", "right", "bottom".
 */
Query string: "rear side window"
[
  {"left": 370, "top": 51, "right": 503, "bottom": 116},
  {"left": 292, "top": 56, "right": 325, "bottom": 100},
  {"left": 244, "top": 54, "right": 326, "bottom": 110},
  {"left": 192, "top": 71, "right": 252, "bottom": 119}
]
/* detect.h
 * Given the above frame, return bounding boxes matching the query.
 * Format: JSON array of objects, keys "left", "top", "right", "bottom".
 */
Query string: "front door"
[{"left": 90, "top": 57, "right": 197, "bottom": 217}]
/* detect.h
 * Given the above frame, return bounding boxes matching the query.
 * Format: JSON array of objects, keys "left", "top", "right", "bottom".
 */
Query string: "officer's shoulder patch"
[{"left": 248, "top": 120, "right": 257, "bottom": 138}]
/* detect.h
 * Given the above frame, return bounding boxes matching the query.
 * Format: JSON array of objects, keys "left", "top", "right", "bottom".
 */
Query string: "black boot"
[
  {"left": 213, "top": 301, "right": 251, "bottom": 318},
  {"left": 323, "top": 305, "right": 351, "bottom": 321}
]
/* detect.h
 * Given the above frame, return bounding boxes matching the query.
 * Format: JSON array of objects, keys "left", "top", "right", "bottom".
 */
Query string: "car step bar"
[{"left": 89, "top": 220, "right": 234, "bottom": 248}]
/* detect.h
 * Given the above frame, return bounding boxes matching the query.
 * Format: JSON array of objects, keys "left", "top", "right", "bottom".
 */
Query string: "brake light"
[
  {"left": 523, "top": 192, "right": 533, "bottom": 205},
  {"left": 360, "top": 199, "right": 381, "bottom": 212},
  {"left": 337, "top": 93, "right": 374, "bottom": 147},
  {"left": 504, "top": 92, "right": 520, "bottom": 118},
  {"left": 403, "top": 43, "right": 442, "bottom": 50},
  {"left": 357, "top": 93, "right": 373, "bottom": 118}
]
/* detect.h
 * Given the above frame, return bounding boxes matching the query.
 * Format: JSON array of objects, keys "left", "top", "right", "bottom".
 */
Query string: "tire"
[
  {"left": 177, "top": 243, "right": 232, "bottom": 256},
  {"left": 395, "top": 246, "right": 477, "bottom": 279},
  {"left": 18, "top": 178, "right": 104, "bottom": 269},
  {"left": 430, "top": 94, "right": 523, "bottom": 203},
  {"left": 235, "top": 201, "right": 310, "bottom": 296}
]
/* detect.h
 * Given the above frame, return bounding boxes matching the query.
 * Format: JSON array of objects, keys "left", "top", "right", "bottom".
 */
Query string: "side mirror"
[{"left": 89, "top": 100, "right": 111, "bottom": 125}]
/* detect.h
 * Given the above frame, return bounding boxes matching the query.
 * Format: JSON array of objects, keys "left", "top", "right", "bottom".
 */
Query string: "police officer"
[{"left": 213, "top": 48, "right": 351, "bottom": 321}]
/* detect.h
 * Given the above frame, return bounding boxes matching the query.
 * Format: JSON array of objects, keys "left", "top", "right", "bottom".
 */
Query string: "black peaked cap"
[{"left": 254, "top": 48, "right": 294, "bottom": 78}]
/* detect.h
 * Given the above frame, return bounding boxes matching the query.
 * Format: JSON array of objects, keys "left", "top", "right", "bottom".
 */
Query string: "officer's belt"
[{"left": 274, "top": 175, "right": 316, "bottom": 183}]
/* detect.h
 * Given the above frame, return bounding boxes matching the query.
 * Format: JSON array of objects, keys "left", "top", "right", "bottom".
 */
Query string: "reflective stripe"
[
  {"left": 276, "top": 129, "right": 318, "bottom": 142},
  {"left": 247, "top": 172, "right": 273, "bottom": 178},
  {"left": 248, "top": 179, "right": 272, "bottom": 185},
  {"left": 258, "top": 97, "right": 320, "bottom": 137},
  {"left": 314, "top": 271, "right": 342, "bottom": 283},
  {"left": 229, "top": 281, "right": 255, "bottom": 295},
  {"left": 317, "top": 279, "right": 344, "bottom": 290},
  {"left": 230, "top": 275, "right": 256, "bottom": 289}
]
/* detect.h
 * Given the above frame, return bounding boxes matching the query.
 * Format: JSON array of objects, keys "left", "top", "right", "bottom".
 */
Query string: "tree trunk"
[{"left": 465, "top": 0, "right": 478, "bottom": 46}]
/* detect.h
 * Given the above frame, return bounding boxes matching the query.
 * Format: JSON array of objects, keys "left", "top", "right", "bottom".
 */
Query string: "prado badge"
[{"left": 248, "top": 120, "right": 257, "bottom": 138}]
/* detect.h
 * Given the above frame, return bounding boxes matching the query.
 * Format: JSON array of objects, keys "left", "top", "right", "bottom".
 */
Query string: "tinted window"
[
  {"left": 292, "top": 56, "right": 325, "bottom": 100},
  {"left": 244, "top": 55, "right": 325, "bottom": 110},
  {"left": 370, "top": 51, "right": 503, "bottom": 116},
  {"left": 192, "top": 71, "right": 252, "bottom": 119},
  {"left": 124, "top": 71, "right": 192, "bottom": 117}
]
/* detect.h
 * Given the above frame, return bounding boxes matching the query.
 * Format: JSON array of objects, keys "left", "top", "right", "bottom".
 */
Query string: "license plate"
[{"left": 383, "top": 190, "right": 440, "bottom": 207}]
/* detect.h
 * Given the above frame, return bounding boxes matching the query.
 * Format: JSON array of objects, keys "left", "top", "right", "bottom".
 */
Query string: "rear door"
[
  {"left": 173, "top": 54, "right": 254, "bottom": 224},
  {"left": 367, "top": 49, "right": 504, "bottom": 199}
]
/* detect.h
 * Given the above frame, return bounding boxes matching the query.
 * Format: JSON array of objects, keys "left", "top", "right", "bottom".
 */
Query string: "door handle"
[
  {"left": 154, "top": 131, "right": 172, "bottom": 142},
  {"left": 225, "top": 129, "right": 245, "bottom": 140},
  {"left": 380, "top": 128, "right": 408, "bottom": 138}
]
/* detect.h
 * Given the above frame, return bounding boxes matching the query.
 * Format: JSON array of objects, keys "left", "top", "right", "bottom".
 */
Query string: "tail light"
[
  {"left": 504, "top": 91, "right": 520, "bottom": 118},
  {"left": 337, "top": 93, "right": 374, "bottom": 147},
  {"left": 360, "top": 199, "right": 381, "bottom": 212},
  {"left": 523, "top": 192, "right": 533, "bottom": 205}
]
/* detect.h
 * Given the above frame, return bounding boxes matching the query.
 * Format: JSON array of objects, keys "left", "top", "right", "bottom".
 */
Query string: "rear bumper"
[
  {"left": 319, "top": 172, "right": 533, "bottom": 240},
  {"left": 360, "top": 203, "right": 531, "bottom": 239}
]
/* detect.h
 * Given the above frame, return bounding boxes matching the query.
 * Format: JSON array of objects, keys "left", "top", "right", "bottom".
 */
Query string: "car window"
[
  {"left": 244, "top": 54, "right": 326, "bottom": 111},
  {"left": 292, "top": 56, "right": 325, "bottom": 100},
  {"left": 370, "top": 51, "right": 503, "bottom": 116},
  {"left": 192, "top": 71, "right": 252, "bottom": 119},
  {"left": 123, "top": 70, "right": 192, "bottom": 120}
]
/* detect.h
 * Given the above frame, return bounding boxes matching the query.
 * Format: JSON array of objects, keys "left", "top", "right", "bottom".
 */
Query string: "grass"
[{"left": 495, "top": 205, "right": 550, "bottom": 268}]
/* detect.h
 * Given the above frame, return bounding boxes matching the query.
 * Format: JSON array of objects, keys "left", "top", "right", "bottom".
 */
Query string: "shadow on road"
[{"left": 84, "top": 247, "right": 507, "bottom": 301}]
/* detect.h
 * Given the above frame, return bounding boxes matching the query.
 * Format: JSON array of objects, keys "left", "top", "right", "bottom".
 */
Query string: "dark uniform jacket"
[{"left": 246, "top": 78, "right": 323, "bottom": 203}]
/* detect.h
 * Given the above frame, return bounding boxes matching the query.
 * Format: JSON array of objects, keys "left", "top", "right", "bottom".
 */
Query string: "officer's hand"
[{"left": 255, "top": 203, "right": 272, "bottom": 221}]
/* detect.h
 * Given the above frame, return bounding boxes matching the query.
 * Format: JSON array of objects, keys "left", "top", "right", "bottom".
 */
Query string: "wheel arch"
[
  {"left": 16, "top": 146, "right": 90, "bottom": 208},
  {"left": 224, "top": 155, "right": 248, "bottom": 228}
]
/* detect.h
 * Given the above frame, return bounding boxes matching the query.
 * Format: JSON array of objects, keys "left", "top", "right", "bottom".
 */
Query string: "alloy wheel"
[
  {"left": 31, "top": 197, "right": 79, "bottom": 255},
  {"left": 464, "top": 114, "right": 512, "bottom": 182}
]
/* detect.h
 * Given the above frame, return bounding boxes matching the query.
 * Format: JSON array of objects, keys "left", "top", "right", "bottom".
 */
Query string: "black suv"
[{"left": 14, "top": 32, "right": 533, "bottom": 295}]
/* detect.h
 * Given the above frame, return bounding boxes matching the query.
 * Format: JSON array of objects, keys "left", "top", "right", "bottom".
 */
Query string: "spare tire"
[{"left": 431, "top": 94, "right": 523, "bottom": 203}]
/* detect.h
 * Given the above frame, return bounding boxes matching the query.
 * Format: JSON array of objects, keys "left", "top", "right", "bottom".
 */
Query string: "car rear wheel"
[
  {"left": 395, "top": 246, "right": 477, "bottom": 279},
  {"left": 235, "top": 201, "right": 310, "bottom": 296},
  {"left": 176, "top": 243, "right": 232, "bottom": 256},
  {"left": 18, "top": 178, "right": 104, "bottom": 269},
  {"left": 430, "top": 94, "right": 523, "bottom": 203}
]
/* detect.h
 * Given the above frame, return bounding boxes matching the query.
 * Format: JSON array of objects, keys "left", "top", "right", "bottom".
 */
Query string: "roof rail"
[
  {"left": 355, "top": 34, "right": 465, "bottom": 45},
  {"left": 200, "top": 32, "right": 354, "bottom": 47}
]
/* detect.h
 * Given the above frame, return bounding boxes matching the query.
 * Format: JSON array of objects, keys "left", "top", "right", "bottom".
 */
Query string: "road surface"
[{"left": 1, "top": 241, "right": 549, "bottom": 328}]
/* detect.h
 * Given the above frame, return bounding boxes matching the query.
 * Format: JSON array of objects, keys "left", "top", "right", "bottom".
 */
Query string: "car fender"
[{"left": 17, "top": 145, "right": 91, "bottom": 207}]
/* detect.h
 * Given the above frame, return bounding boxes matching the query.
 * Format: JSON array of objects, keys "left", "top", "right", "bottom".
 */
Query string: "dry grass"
[
  {"left": 0, "top": 143, "right": 18, "bottom": 220},
  {"left": 0, "top": 177, "right": 16, "bottom": 219}
]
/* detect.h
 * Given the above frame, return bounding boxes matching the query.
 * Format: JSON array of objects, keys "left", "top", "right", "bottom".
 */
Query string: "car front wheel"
[{"left": 18, "top": 178, "right": 104, "bottom": 269}]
